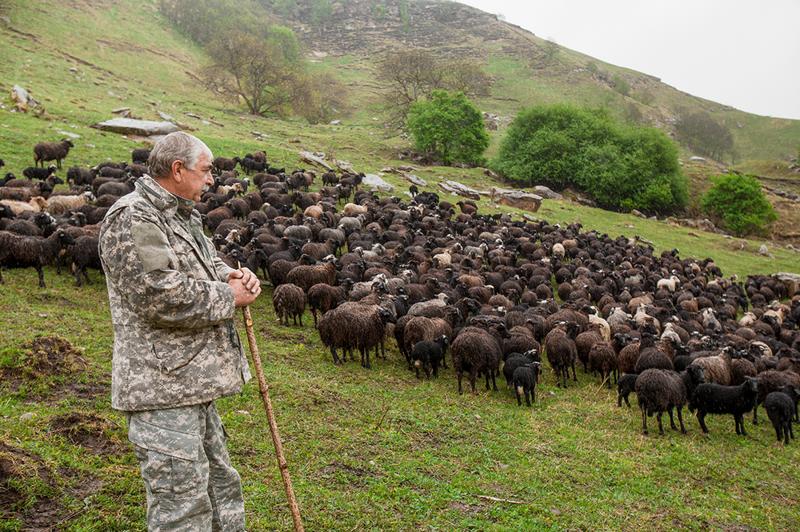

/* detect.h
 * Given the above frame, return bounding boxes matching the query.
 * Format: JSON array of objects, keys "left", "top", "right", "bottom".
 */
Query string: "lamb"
[
  {"left": 68, "top": 234, "right": 101, "bottom": 286},
  {"left": 411, "top": 336, "right": 449, "bottom": 378},
  {"left": 588, "top": 340, "right": 618, "bottom": 388},
  {"left": 752, "top": 370, "right": 800, "bottom": 424},
  {"left": 23, "top": 165, "right": 57, "bottom": 180},
  {"left": 46, "top": 191, "right": 94, "bottom": 216},
  {"left": 452, "top": 326, "right": 503, "bottom": 394},
  {"left": 67, "top": 166, "right": 95, "bottom": 187},
  {"left": 544, "top": 322, "right": 579, "bottom": 388},
  {"left": 307, "top": 282, "right": 347, "bottom": 327},
  {"left": 285, "top": 257, "right": 336, "bottom": 292},
  {"left": 403, "top": 316, "right": 453, "bottom": 369},
  {"left": 0, "top": 229, "right": 74, "bottom": 287},
  {"left": 513, "top": 362, "right": 542, "bottom": 406},
  {"left": 635, "top": 366, "right": 705, "bottom": 435},
  {"left": 688, "top": 377, "right": 759, "bottom": 435},
  {"left": 272, "top": 283, "right": 306, "bottom": 326},
  {"left": 343, "top": 202, "right": 368, "bottom": 217},
  {"left": 317, "top": 302, "right": 393, "bottom": 368},
  {"left": 212, "top": 157, "right": 238, "bottom": 172},
  {"left": 617, "top": 373, "right": 638, "bottom": 407},
  {"left": 96, "top": 181, "right": 132, "bottom": 198},
  {"left": 0, "top": 197, "right": 49, "bottom": 215},
  {"left": 34, "top": 139, "right": 74, "bottom": 168},
  {"left": 502, "top": 349, "right": 540, "bottom": 388},
  {"left": 764, "top": 388, "right": 799, "bottom": 444}
]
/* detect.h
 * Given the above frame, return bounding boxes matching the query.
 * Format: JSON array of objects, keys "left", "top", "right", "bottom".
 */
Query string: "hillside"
[
  {"left": 266, "top": 0, "right": 800, "bottom": 163},
  {"left": 2, "top": 1, "right": 800, "bottom": 530}
]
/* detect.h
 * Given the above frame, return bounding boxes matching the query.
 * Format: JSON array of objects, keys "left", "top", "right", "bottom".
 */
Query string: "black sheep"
[
  {"left": 764, "top": 388, "right": 798, "bottom": 444},
  {"left": 617, "top": 373, "right": 638, "bottom": 407},
  {"left": 23, "top": 165, "right": 57, "bottom": 180},
  {"left": 131, "top": 148, "right": 151, "bottom": 164},
  {"left": 0, "top": 229, "right": 74, "bottom": 287},
  {"left": 688, "top": 377, "right": 759, "bottom": 435},
  {"left": 502, "top": 349, "right": 540, "bottom": 387},
  {"left": 513, "top": 362, "right": 541, "bottom": 406},
  {"left": 411, "top": 335, "right": 448, "bottom": 379}
]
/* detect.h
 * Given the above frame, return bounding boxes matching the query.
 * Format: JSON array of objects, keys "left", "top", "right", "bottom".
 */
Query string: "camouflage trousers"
[{"left": 127, "top": 402, "right": 245, "bottom": 531}]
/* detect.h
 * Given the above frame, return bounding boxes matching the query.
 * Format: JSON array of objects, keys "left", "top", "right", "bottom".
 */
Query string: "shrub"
[
  {"left": 492, "top": 104, "right": 687, "bottom": 214},
  {"left": 701, "top": 173, "right": 777, "bottom": 236},
  {"left": 406, "top": 90, "right": 489, "bottom": 166}
]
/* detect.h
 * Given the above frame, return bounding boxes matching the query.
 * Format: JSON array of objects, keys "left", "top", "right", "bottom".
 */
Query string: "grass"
[
  {"left": 1, "top": 0, "right": 800, "bottom": 529},
  {"left": 1, "top": 267, "right": 800, "bottom": 530}
]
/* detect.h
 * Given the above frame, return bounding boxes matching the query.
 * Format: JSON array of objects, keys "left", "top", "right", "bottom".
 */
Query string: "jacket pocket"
[{"left": 152, "top": 333, "right": 209, "bottom": 374}]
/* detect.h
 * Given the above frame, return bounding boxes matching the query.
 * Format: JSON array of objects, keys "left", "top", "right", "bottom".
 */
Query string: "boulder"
[
  {"left": 362, "top": 173, "right": 394, "bottom": 192},
  {"left": 92, "top": 118, "right": 180, "bottom": 136},
  {"left": 11, "top": 85, "right": 40, "bottom": 112},
  {"left": 533, "top": 185, "right": 562, "bottom": 200},
  {"left": 490, "top": 187, "right": 542, "bottom": 212},
  {"left": 775, "top": 272, "right": 800, "bottom": 295},
  {"left": 299, "top": 151, "right": 333, "bottom": 170},
  {"left": 404, "top": 174, "right": 427, "bottom": 186},
  {"left": 438, "top": 180, "right": 484, "bottom": 200}
]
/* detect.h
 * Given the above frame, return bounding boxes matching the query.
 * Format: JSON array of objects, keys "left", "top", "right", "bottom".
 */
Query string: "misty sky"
[{"left": 459, "top": 0, "right": 800, "bottom": 120}]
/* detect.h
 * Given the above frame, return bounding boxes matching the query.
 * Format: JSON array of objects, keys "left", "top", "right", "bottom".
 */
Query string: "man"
[{"left": 100, "top": 131, "right": 260, "bottom": 531}]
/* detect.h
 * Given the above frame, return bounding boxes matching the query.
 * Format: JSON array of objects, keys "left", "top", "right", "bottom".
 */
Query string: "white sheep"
[
  {"left": 45, "top": 191, "right": 95, "bottom": 216},
  {"left": 0, "top": 197, "right": 48, "bottom": 215},
  {"left": 551, "top": 242, "right": 565, "bottom": 259},
  {"left": 586, "top": 306, "right": 611, "bottom": 341},
  {"left": 657, "top": 275, "right": 681, "bottom": 292}
]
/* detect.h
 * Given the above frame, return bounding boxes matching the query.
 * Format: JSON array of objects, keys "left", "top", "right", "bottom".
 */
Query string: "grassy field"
[
  {"left": 2, "top": 0, "right": 800, "bottom": 529},
  {"left": 2, "top": 266, "right": 800, "bottom": 531}
]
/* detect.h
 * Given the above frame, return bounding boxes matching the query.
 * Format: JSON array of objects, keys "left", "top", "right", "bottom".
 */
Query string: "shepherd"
[{"left": 99, "top": 131, "right": 261, "bottom": 531}]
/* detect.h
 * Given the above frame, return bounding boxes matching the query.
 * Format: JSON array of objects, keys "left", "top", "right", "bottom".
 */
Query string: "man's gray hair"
[{"left": 147, "top": 132, "right": 213, "bottom": 179}]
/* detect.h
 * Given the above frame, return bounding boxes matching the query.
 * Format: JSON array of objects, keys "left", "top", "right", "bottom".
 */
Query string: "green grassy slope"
[{"left": 1, "top": 2, "right": 800, "bottom": 529}]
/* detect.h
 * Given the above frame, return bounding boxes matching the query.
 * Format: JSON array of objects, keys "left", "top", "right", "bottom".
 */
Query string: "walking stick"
[{"left": 240, "top": 297, "right": 305, "bottom": 532}]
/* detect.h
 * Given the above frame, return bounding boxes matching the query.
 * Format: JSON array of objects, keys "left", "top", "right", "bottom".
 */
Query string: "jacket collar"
[{"left": 136, "top": 175, "right": 195, "bottom": 218}]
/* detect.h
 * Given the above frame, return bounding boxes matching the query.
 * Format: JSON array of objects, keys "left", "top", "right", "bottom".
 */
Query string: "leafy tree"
[
  {"left": 205, "top": 31, "right": 301, "bottom": 116},
  {"left": 378, "top": 49, "right": 492, "bottom": 125},
  {"left": 701, "top": 173, "right": 776, "bottom": 236},
  {"left": 406, "top": 90, "right": 489, "bottom": 166},
  {"left": 492, "top": 104, "right": 687, "bottom": 214},
  {"left": 675, "top": 110, "right": 734, "bottom": 161}
]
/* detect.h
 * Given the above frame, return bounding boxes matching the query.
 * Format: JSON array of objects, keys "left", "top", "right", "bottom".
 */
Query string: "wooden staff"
[{"left": 241, "top": 301, "right": 305, "bottom": 532}]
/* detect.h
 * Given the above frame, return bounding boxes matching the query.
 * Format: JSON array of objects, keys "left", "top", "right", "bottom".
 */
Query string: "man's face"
[{"left": 175, "top": 152, "right": 213, "bottom": 202}]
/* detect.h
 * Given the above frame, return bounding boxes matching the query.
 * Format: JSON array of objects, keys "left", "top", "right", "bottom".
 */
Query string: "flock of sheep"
[{"left": 1, "top": 140, "right": 800, "bottom": 444}]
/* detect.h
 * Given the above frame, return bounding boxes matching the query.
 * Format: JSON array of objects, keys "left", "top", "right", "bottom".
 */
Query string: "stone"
[
  {"left": 157, "top": 111, "right": 174, "bottom": 122},
  {"left": 489, "top": 187, "right": 542, "bottom": 212},
  {"left": 438, "top": 180, "right": 483, "bottom": 200},
  {"left": 111, "top": 107, "right": 130, "bottom": 114},
  {"left": 758, "top": 244, "right": 769, "bottom": 256},
  {"left": 11, "top": 85, "right": 39, "bottom": 112},
  {"left": 57, "top": 130, "right": 81, "bottom": 139},
  {"left": 404, "top": 174, "right": 427, "bottom": 186},
  {"left": 690, "top": 156, "right": 706, "bottom": 162},
  {"left": 92, "top": 118, "right": 180, "bottom": 136},
  {"left": 533, "top": 185, "right": 562, "bottom": 200},
  {"left": 299, "top": 150, "right": 333, "bottom": 170},
  {"left": 362, "top": 173, "right": 394, "bottom": 192},
  {"left": 329, "top": 119, "right": 341, "bottom": 125},
  {"left": 20, "top": 412, "right": 36, "bottom": 421},
  {"left": 631, "top": 209, "right": 645, "bottom": 218}
]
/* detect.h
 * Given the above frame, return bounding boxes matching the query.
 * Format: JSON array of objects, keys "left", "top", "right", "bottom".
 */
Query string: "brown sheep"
[
  {"left": 273, "top": 283, "right": 306, "bottom": 326},
  {"left": 34, "top": 139, "right": 74, "bottom": 168}
]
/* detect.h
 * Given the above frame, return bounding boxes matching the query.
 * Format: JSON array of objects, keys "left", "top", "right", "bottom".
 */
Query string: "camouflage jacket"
[{"left": 99, "top": 175, "right": 251, "bottom": 412}]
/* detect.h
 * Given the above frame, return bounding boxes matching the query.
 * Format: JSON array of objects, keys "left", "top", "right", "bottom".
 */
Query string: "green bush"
[
  {"left": 701, "top": 173, "right": 777, "bottom": 236},
  {"left": 406, "top": 90, "right": 489, "bottom": 166},
  {"left": 492, "top": 104, "right": 687, "bottom": 214}
]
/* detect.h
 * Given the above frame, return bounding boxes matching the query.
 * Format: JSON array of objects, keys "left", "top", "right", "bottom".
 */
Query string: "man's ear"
[{"left": 171, "top": 159, "right": 184, "bottom": 183}]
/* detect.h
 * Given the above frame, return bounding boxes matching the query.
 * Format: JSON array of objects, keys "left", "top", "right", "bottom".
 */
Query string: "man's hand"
[{"left": 228, "top": 268, "right": 261, "bottom": 307}]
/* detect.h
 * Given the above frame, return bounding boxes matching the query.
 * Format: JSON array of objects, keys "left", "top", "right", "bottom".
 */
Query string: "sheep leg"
[
  {"left": 36, "top": 266, "right": 46, "bottom": 288},
  {"left": 789, "top": 422, "right": 794, "bottom": 440},
  {"left": 676, "top": 407, "right": 687, "bottom": 434},
  {"left": 330, "top": 347, "right": 340, "bottom": 365},
  {"left": 697, "top": 412, "right": 709, "bottom": 433},
  {"left": 83, "top": 268, "right": 91, "bottom": 285},
  {"left": 470, "top": 371, "right": 478, "bottom": 394},
  {"left": 752, "top": 403, "right": 759, "bottom": 425},
  {"left": 775, "top": 424, "right": 783, "bottom": 443},
  {"left": 736, "top": 414, "right": 747, "bottom": 436},
  {"left": 491, "top": 370, "right": 498, "bottom": 392},
  {"left": 457, "top": 371, "right": 464, "bottom": 395},
  {"left": 640, "top": 406, "right": 648, "bottom": 435},
  {"left": 656, "top": 412, "right": 664, "bottom": 435},
  {"left": 484, "top": 371, "right": 491, "bottom": 391},
  {"left": 516, "top": 388, "right": 522, "bottom": 406},
  {"left": 667, "top": 407, "right": 677, "bottom": 431},
  {"left": 571, "top": 361, "right": 577, "bottom": 381},
  {"left": 525, "top": 389, "right": 532, "bottom": 407},
  {"left": 531, "top": 386, "right": 536, "bottom": 404}
]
